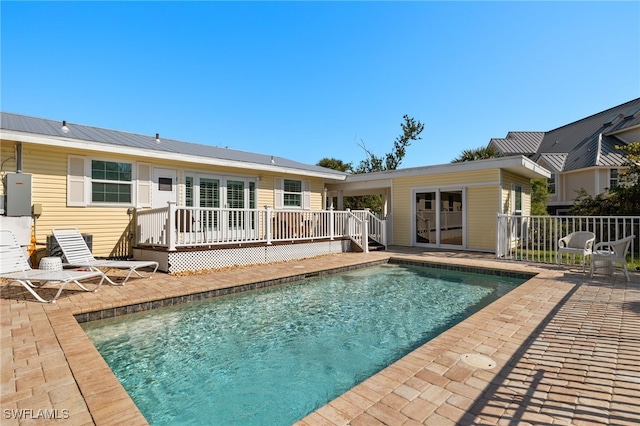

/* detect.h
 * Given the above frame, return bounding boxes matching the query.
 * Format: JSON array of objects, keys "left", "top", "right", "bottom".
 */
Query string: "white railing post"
[
  {"left": 346, "top": 208, "right": 351, "bottom": 238},
  {"left": 363, "top": 218, "right": 369, "bottom": 253},
  {"left": 496, "top": 214, "right": 501, "bottom": 258},
  {"left": 167, "top": 202, "right": 177, "bottom": 251},
  {"left": 265, "top": 206, "right": 273, "bottom": 245},
  {"left": 329, "top": 206, "right": 335, "bottom": 240}
]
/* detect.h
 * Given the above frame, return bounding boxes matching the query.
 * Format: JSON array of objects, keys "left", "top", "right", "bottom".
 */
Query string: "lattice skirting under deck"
[{"left": 134, "top": 240, "right": 352, "bottom": 274}]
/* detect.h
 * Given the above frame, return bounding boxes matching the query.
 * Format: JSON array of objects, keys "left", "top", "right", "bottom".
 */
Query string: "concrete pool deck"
[{"left": 1, "top": 248, "right": 638, "bottom": 425}]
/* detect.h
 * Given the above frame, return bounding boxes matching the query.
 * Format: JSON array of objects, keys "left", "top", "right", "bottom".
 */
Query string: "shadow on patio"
[{"left": 466, "top": 274, "right": 640, "bottom": 425}]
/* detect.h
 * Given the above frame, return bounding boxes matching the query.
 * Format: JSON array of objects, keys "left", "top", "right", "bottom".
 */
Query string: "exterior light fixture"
[
  {"left": 155, "top": 133, "right": 161, "bottom": 144},
  {"left": 61, "top": 121, "right": 69, "bottom": 134}
]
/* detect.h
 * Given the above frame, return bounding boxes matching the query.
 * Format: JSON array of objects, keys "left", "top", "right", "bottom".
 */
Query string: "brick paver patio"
[{"left": 1, "top": 248, "right": 638, "bottom": 425}]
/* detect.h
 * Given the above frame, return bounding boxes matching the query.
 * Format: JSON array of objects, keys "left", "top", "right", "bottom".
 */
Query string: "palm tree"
[{"left": 451, "top": 146, "right": 503, "bottom": 163}]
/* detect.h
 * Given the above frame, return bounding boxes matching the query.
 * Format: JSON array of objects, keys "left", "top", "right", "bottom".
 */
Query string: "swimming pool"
[{"left": 82, "top": 262, "right": 526, "bottom": 425}]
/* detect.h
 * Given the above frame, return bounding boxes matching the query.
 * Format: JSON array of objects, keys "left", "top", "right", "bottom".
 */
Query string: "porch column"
[
  {"left": 167, "top": 202, "right": 177, "bottom": 251},
  {"left": 323, "top": 188, "right": 328, "bottom": 210},
  {"left": 382, "top": 189, "right": 390, "bottom": 217},
  {"left": 337, "top": 190, "right": 344, "bottom": 210}
]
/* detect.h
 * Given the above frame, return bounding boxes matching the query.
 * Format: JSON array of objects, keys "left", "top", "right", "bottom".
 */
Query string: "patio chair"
[
  {"left": 0, "top": 230, "right": 106, "bottom": 303},
  {"left": 590, "top": 235, "right": 635, "bottom": 282},
  {"left": 556, "top": 231, "right": 596, "bottom": 272},
  {"left": 52, "top": 228, "right": 159, "bottom": 285}
]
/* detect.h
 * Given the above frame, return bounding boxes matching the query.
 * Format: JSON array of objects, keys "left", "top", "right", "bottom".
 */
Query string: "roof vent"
[
  {"left": 624, "top": 107, "right": 640, "bottom": 120},
  {"left": 603, "top": 113, "right": 622, "bottom": 127}
]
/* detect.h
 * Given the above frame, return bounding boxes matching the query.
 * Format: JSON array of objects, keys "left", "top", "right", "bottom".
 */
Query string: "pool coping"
[
  {"left": 2, "top": 249, "right": 637, "bottom": 425},
  {"left": 73, "top": 258, "right": 535, "bottom": 324}
]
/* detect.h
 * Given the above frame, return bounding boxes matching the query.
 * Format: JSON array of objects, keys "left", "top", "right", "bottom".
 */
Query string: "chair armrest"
[
  {"left": 558, "top": 237, "right": 569, "bottom": 248},
  {"left": 585, "top": 237, "right": 595, "bottom": 251}
]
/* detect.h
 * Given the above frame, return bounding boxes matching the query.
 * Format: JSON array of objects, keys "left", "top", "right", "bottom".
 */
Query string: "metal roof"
[
  {"left": 491, "top": 98, "right": 640, "bottom": 172},
  {"left": 538, "top": 153, "right": 568, "bottom": 173},
  {"left": 0, "top": 112, "right": 347, "bottom": 180},
  {"left": 489, "top": 131, "right": 544, "bottom": 155}
]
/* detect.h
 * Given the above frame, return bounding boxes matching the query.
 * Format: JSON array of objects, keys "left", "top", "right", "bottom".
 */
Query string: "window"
[
  {"left": 547, "top": 173, "right": 556, "bottom": 194},
  {"left": 274, "top": 178, "right": 310, "bottom": 209},
  {"left": 91, "top": 160, "right": 132, "bottom": 203},
  {"left": 513, "top": 184, "right": 522, "bottom": 213},
  {"left": 185, "top": 176, "right": 194, "bottom": 207},
  {"left": 609, "top": 169, "right": 619, "bottom": 190},
  {"left": 158, "top": 177, "right": 173, "bottom": 191},
  {"left": 283, "top": 179, "right": 302, "bottom": 207}
]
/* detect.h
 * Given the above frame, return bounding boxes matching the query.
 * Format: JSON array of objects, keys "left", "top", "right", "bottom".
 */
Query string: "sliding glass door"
[{"left": 415, "top": 189, "right": 464, "bottom": 247}]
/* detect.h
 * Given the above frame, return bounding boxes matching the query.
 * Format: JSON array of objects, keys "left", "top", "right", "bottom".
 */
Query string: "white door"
[{"left": 152, "top": 168, "right": 178, "bottom": 208}]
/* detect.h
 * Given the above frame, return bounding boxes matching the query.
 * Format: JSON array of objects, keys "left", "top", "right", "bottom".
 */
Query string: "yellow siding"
[
  {"left": 466, "top": 186, "right": 500, "bottom": 251},
  {"left": 3, "top": 142, "right": 328, "bottom": 257},
  {"left": 0, "top": 141, "right": 18, "bottom": 198},
  {"left": 501, "top": 171, "right": 532, "bottom": 216},
  {"left": 391, "top": 169, "right": 500, "bottom": 247},
  {"left": 255, "top": 173, "right": 325, "bottom": 209},
  {"left": 394, "top": 169, "right": 499, "bottom": 190}
]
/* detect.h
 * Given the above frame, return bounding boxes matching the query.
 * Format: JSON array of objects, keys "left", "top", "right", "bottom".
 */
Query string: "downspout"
[
  {"left": 16, "top": 142, "right": 23, "bottom": 173},
  {"left": 595, "top": 134, "right": 602, "bottom": 193}
]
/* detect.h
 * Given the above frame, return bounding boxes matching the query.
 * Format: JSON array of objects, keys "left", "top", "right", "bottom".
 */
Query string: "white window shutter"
[
  {"left": 137, "top": 163, "right": 152, "bottom": 208},
  {"left": 67, "top": 156, "right": 87, "bottom": 206},
  {"left": 274, "top": 177, "right": 283, "bottom": 208},
  {"left": 303, "top": 180, "right": 311, "bottom": 209}
]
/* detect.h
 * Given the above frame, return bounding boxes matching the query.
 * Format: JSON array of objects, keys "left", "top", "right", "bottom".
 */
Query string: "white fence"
[
  {"left": 135, "top": 204, "right": 385, "bottom": 253},
  {"left": 497, "top": 214, "right": 639, "bottom": 268}
]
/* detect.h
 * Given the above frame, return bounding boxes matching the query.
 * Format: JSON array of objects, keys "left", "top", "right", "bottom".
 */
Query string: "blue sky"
[{"left": 2, "top": 1, "right": 639, "bottom": 169}]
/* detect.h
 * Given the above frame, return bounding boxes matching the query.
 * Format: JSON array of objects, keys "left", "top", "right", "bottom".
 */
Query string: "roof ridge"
[{"left": 544, "top": 97, "right": 640, "bottom": 133}]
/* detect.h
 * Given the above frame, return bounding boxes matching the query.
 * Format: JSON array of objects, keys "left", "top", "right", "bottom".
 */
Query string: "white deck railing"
[
  {"left": 496, "top": 213, "right": 639, "bottom": 267},
  {"left": 135, "top": 204, "right": 384, "bottom": 253}
]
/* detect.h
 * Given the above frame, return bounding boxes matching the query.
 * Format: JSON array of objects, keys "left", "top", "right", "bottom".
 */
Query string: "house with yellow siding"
[
  {"left": 1, "top": 112, "right": 549, "bottom": 272},
  {"left": 1, "top": 113, "right": 347, "bottom": 268},
  {"left": 326, "top": 157, "right": 547, "bottom": 253}
]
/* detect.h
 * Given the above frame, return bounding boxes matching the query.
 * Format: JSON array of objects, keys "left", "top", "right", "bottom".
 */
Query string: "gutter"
[{"left": 0, "top": 130, "right": 347, "bottom": 181}]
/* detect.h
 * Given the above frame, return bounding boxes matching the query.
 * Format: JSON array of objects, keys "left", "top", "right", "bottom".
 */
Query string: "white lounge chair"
[
  {"left": 0, "top": 230, "right": 106, "bottom": 303},
  {"left": 52, "top": 228, "right": 159, "bottom": 285},
  {"left": 590, "top": 235, "right": 635, "bottom": 282},
  {"left": 557, "top": 231, "right": 596, "bottom": 272}
]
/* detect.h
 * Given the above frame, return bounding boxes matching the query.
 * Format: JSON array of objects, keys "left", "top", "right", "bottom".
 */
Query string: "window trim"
[
  {"left": 67, "top": 156, "right": 141, "bottom": 208},
  {"left": 283, "top": 179, "right": 303, "bottom": 208},
  {"left": 90, "top": 159, "right": 133, "bottom": 205},
  {"left": 275, "top": 178, "right": 311, "bottom": 209},
  {"left": 609, "top": 168, "right": 619, "bottom": 190},
  {"left": 512, "top": 184, "right": 523, "bottom": 214},
  {"left": 547, "top": 173, "right": 556, "bottom": 194}
]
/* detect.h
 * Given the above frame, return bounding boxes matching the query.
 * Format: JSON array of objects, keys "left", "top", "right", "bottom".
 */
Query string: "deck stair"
[{"left": 368, "top": 238, "right": 386, "bottom": 251}]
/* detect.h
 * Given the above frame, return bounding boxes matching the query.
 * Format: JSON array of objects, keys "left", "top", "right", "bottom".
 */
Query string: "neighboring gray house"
[{"left": 489, "top": 98, "right": 640, "bottom": 214}]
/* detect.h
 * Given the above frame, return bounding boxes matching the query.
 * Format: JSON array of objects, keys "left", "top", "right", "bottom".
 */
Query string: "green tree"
[
  {"left": 317, "top": 157, "right": 353, "bottom": 173},
  {"left": 451, "top": 146, "right": 503, "bottom": 163},
  {"left": 530, "top": 178, "right": 550, "bottom": 215},
  {"left": 324, "top": 115, "right": 424, "bottom": 214},
  {"left": 569, "top": 189, "right": 615, "bottom": 215},
  {"left": 570, "top": 141, "right": 640, "bottom": 215},
  {"left": 611, "top": 141, "right": 640, "bottom": 214},
  {"left": 355, "top": 115, "right": 424, "bottom": 173}
]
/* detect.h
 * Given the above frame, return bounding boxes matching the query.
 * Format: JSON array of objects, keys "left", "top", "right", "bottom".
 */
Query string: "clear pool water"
[{"left": 82, "top": 263, "right": 525, "bottom": 425}]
